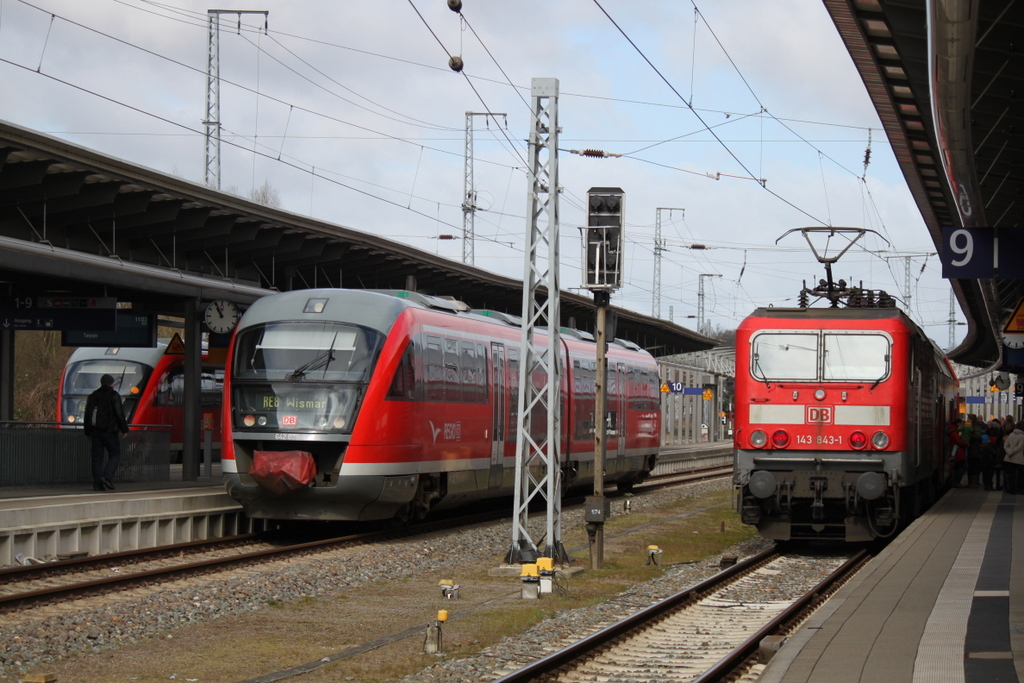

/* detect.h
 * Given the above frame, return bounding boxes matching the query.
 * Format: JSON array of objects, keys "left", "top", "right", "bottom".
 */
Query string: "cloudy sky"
[{"left": 0, "top": 0, "right": 959, "bottom": 347}]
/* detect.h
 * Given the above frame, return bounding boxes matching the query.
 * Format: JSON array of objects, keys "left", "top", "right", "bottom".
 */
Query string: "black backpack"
[{"left": 91, "top": 393, "right": 114, "bottom": 432}]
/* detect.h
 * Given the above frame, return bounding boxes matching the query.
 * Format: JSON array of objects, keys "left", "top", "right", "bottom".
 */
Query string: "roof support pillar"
[{"left": 182, "top": 299, "right": 202, "bottom": 481}]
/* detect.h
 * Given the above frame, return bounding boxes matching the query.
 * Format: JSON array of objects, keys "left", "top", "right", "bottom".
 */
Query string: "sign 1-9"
[
  {"left": 940, "top": 226, "right": 994, "bottom": 279},
  {"left": 948, "top": 229, "right": 973, "bottom": 267}
]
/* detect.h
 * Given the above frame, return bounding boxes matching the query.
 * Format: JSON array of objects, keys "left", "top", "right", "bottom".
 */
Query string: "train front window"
[
  {"left": 61, "top": 360, "right": 151, "bottom": 422},
  {"left": 823, "top": 333, "right": 890, "bottom": 382},
  {"left": 751, "top": 333, "right": 818, "bottom": 381},
  {"left": 234, "top": 322, "right": 382, "bottom": 382},
  {"left": 232, "top": 322, "right": 382, "bottom": 433}
]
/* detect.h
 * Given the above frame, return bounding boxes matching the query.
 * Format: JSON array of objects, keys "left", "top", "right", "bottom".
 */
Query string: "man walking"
[{"left": 83, "top": 373, "right": 129, "bottom": 491}]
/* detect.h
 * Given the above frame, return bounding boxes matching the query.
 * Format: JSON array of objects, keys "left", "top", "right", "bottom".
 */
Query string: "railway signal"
[{"left": 582, "top": 186, "right": 625, "bottom": 570}]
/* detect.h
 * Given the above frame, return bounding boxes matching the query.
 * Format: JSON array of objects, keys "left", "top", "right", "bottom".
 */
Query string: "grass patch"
[{"left": 35, "top": 481, "right": 757, "bottom": 683}]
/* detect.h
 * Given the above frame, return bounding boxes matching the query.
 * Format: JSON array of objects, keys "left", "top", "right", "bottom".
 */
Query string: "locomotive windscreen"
[
  {"left": 751, "top": 331, "right": 891, "bottom": 383},
  {"left": 751, "top": 333, "right": 818, "bottom": 381},
  {"left": 822, "top": 334, "right": 890, "bottom": 381}
]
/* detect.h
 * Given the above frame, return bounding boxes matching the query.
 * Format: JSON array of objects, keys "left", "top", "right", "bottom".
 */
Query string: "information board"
[{"left": 0, "top": 297, "right": 116, "bottom": 331}]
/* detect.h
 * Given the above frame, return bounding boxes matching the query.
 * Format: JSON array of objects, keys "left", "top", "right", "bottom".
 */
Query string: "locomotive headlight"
[
  {"left": 748, "top": 470, "right": 777, "bottom": 499},
  {"left": 872, "top": 431, "right": 889, "bottom": 449},
  {"left": 850, "top": 431, "right": 867, "bottom": 449},
  {"left": 771, "top": 429, "right": 790, "bottom": 448},
  {"left": 257, "top": 416, "right": 268, "bottom": 426},
  {"left": 750, "top": 430, "right": 768, "bottom": 448},
  {"left": 856, "top": 472, "right": 886, "bottom": 500},
  {"left": 317, "top": 417, "right": 328, "bottom": 428},
  {"left": 814, "top": 389, "right": 826, "bottom": 401},
  {"left": 243, "top": 414, "right": 256, "bottom": 427},
  {"left": 67, "top": 415, "right": 76, "bottom": 423},
  {"left": 333, "top": 416, "right": 347, "bottom": 429}
]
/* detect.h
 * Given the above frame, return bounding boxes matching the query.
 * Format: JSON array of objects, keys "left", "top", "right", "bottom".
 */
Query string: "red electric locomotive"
[
  {"left": 733, "top": 303, "right": 959, "bottom": 541},
  {"left": 221, "top": 288, "right": 662, "bottom": 522}
]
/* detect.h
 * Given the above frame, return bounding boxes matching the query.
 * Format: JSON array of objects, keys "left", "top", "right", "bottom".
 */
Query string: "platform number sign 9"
[{"left": 941, "top": 226, "right": 995, "bottom": 279}]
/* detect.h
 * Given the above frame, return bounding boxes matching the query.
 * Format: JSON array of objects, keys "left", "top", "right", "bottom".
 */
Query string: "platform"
[
  {"left": 762, "top": 486, "right": 1022, "bottom": 683},
  {"left": 0, "top": 463, "right": 266, "bottom": 567}
]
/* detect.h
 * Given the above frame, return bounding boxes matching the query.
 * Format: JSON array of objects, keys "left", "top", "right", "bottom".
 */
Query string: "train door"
[
  {"left": 617, "top": 363, "right": 627, "bottom": 458},
  {"left": 489, "top": 343, "right": 506, "bottom": 489},
  {"left": 921, "top": 368, "right": 929, "bottom": 471}
]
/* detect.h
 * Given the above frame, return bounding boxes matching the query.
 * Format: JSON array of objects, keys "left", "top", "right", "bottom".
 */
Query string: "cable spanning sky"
[{"left": 0, "top": 0, "right": 960, "bottom": 347}]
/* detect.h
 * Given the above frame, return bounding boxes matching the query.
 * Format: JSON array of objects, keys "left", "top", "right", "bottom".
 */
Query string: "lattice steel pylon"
[
  {"left": 653, "top": 207, "right": 683, "bottom": 318},
  {"left": 507, "top": 78, "right": 565, "bottom": 564},
  {"left": 462, "top": 112, "right": 505, "bottom": 266},
  {"left": 204, "top": 9, "right": 268, "bottom": 190}
]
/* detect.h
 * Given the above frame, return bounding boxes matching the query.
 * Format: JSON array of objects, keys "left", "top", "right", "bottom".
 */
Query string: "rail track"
[
  {"left": 0, "top": 452, "right": 732, "bottom": 614},
  {"left": 492, "top": 545, "right": 871, "bottom": 683}
]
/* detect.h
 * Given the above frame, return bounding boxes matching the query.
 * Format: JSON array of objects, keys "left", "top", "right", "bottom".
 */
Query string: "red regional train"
[
  {"left": 733, "top": 304, "right": 960, "bottom": 542},
  {"left": 221, "top": 288, "right": 662, "bottom": 522},
  {"left": 58, "top": 338, "right": 224, "bottom": 457}
]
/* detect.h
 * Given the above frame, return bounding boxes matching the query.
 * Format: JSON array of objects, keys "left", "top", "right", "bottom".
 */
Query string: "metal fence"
[{"left": 0, "top": 422, "right": 171, "bottom": 487}]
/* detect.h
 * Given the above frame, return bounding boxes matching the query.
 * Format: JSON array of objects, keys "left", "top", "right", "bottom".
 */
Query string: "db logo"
[
  {"left": 806, "top": 406, "right": 833, "bottom": 424},
  {"left": 281, "top": 415, "right": 299, "bottom": 426}
]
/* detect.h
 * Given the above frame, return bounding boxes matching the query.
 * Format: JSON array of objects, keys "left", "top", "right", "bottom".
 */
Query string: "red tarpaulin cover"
[{"left": 250, "top": 450, "right": 316, "bottom": 496}]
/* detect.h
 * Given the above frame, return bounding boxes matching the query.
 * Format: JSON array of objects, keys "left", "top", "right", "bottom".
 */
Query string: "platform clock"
[
  {"left": 204, "top": 299, "right": 239, "bottom": 334},
  {"left": 1001, "top": 332, "right": 1024, "bottom": 350}
]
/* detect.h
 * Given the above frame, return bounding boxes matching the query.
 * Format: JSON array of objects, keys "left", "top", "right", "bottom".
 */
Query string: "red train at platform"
[
  {"left": 221, "top": 288, "right": 662, "bottom": 522},
  {"left": 733, "top": 300, "right": 960, "bottom": 542},
  {"left": 57, "top": 339, "right": 224, "bottom": 458}
]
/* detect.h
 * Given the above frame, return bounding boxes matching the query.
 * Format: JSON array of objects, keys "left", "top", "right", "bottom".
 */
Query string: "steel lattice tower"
[
  {"left": 462, "top": 112, "right": 505, "bottom": 266},
  {"left": 508, "top": 78, "right": 564, "bottom": 564},
  {"left": 653, "top": 207, "right": 683, "bottom": 318},
  {"left": 204, "top": 9, "right": 268, "bottom": 190}
]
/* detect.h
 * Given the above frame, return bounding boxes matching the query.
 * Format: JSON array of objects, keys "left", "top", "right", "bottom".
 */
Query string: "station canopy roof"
[
  {"left": 824, "top": 0, "right": 1024, "bottom": 369},
  {"left": 0, "top": 119, "right": 715, "bottom": 356}
]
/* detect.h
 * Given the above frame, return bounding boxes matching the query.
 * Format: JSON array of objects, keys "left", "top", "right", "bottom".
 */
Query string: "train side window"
[
  {"left": 426, "top": 336, "right": 444, "bottom": 401},
  {"left": 444, "top": 338, "right": 461, "bottom": 402},
  {"left": 200, "top": 368, "right": 224, "bottom": 407},
  {"left": 477, "top": 343, "right": 487, "bottom": 402},
  {"left": 387, "top": 342, "right": 418, "bottom": 401},
  {"left": 460, "top": 341, "right": 477, "bottom": 403},
  {"left": 507, "top": 347, "right": 520, "bottom": 442},
  {"left": 155, "top": 366, "right": 185, "bottom": 407}
]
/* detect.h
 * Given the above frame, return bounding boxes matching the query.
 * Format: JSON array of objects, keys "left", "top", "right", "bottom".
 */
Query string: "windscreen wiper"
[{"left": 288, "top": 332, "right": 338, "bottom": 380}]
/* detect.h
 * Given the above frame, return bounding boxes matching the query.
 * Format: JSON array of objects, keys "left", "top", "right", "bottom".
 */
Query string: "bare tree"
[
  {"left": 704, "top": 323, "right": 736, "bottom": 346},
  {"left": 249, "top": 180, "right": 282, "bottom": 208},
  {"left": 15, "top": 331, "right": 74, "bottom": 421}
]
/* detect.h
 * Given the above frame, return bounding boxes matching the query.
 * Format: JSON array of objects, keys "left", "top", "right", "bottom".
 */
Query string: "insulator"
[
  {"left": 798, "top": 290, "right": 809, "bottom": 308},
  {"left": 449, "top": 56, "right": 464, "bottom": 72},
  {"left": 447, "top": 0, "right": 463, "bottom": 11},
  {"left": 690, "top": 244, "right": 707, "bottom": 250},
  {"left": 838, "top": 279, "right": 847, "bottom": 288},
  {"left": 581, "top": 149, "right": 606, "bottom": 157}
]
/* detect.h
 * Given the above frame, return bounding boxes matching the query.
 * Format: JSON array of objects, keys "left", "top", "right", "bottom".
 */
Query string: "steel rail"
[
  {"left": 691, "top": 547, "right": 871, "bottom": 683},
  {"left": 0, "top": 533, "right": 261, "bottom": 581},
  {"left": 0, "top": 510, "right": 508, "bottom": 612},
  {"left": 492, "top": 546, "right": 781, "bottom": 683}
]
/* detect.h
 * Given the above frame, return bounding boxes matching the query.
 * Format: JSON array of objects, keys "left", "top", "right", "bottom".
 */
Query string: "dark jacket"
[{"left": 83, "top": 385, "right": 129, "bottom": 437}]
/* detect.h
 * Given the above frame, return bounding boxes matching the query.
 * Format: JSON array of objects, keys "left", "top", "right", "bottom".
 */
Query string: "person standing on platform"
[
  {"left": 1003, "top": 422, "right": 1024, "bottom": 495},
  {"left": 961, "top": 416, "right": 983, "bottom": 487},
  {"left": 948, "top": 417, "right": 970, "bottom": 488},
  {"left": 981, "top": 419, "right": 1004, "bottom": 491},
  {"left": 83, "top": 373, "right": 129, "bottom": 491}
]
